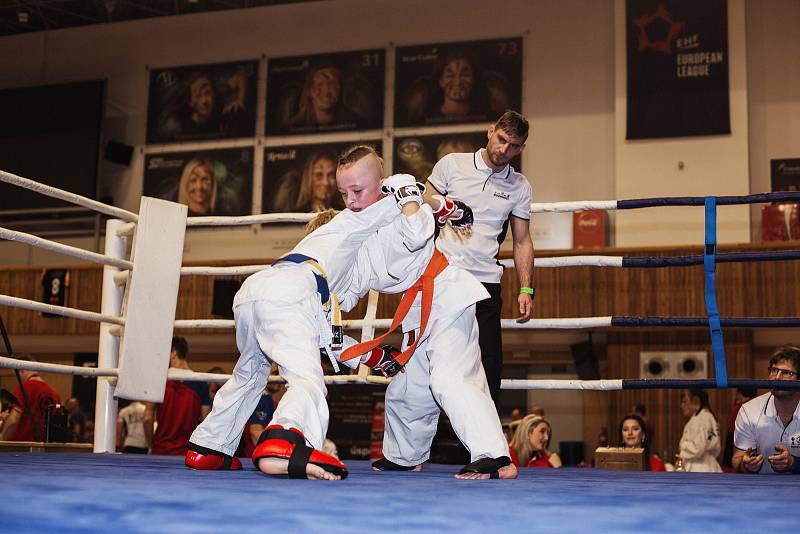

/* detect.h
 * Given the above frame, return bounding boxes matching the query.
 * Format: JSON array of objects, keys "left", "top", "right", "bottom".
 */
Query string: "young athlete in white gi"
[
  {"left": 334, "top": 145, "right": 517, "bottom": 480},
  {"left": 186, "top": 161, "right": 422, "bottom": 480}
]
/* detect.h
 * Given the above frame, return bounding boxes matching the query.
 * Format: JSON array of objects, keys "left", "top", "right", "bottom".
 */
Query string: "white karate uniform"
[
  {"left": 190, "top": 197, "right": 400, "bottom": 456},
  {"left": 679, "top": 408, "right": 722, "bottom": 472},
  {"left": 346, "top": 205, "right": 510, "bottom": 465}
]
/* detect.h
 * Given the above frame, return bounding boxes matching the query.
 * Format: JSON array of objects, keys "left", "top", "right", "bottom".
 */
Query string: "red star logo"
[{"left": 633, "top": 3, "right": 686, "bottom": 55}]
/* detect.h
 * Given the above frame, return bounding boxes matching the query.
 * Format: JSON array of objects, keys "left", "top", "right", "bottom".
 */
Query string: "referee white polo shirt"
[
  {"left": 734, "top": 392, "right": 800, "bottom": 473},
  {"left": 427, "top": 148, "right": 532, "bottom": 284}
]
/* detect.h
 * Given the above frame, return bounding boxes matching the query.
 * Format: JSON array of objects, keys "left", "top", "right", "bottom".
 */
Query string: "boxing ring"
[
  {"left": 2, "top": 169, "right": 800, "bottom": 533},
  {"left": 3, "top": 453, "right": 798, "bottom": 533}
]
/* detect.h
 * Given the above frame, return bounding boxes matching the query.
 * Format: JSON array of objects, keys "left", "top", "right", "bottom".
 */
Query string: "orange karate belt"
[{"left": 340, "top": 249, "right": 449, "bottom": 366}]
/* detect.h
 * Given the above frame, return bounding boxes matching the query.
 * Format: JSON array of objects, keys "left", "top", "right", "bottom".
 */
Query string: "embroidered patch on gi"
[{"left": 493, "top": 191, "right": 510, "bottom": 200}]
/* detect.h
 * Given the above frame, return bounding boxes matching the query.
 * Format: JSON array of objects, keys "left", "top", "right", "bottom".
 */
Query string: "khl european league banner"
[{"left": 626, "top": 0, "right": 729, "bottom": 139}]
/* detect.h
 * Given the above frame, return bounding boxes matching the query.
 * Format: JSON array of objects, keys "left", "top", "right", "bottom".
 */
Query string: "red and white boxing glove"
[
  {"left": 332, "top": 336, "right": 404, "bottom": 376},
  {"left": 363, "top": 345, "right": 405, "bottom": 377},
  {"left": 432, "top": 195, "right": 474, "bottom": 230}
]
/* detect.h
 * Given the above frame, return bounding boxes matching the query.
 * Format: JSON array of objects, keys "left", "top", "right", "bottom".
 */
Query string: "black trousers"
[{"left": 476, "top": 282, "right": 503, "bottom": 402}]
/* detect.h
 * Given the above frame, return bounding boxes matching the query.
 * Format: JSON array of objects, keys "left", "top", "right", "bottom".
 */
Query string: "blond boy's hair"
[{"left": 304, "top": 208, "right": 339, "bottom": 235}]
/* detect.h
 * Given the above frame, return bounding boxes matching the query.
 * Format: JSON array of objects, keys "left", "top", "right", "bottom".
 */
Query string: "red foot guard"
[
  {"left": 252, "top": 425, "right": 348, "bottom": 479},
  {"left": 185, "top": 442, "right": 242, "bottom": 470}
]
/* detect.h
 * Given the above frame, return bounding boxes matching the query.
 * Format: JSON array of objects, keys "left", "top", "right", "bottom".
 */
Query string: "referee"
[{"left": 422, "top": 110, "right": 534, "bottom": 402}]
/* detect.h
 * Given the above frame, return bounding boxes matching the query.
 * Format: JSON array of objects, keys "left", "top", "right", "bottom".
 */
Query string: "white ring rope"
[
  {"left": 181, "top": 257, "right": 625, "bottom": 278},
  {"left": 184, "top": 198, "right": 621, "bottom": 227},
  {"left": 0, "top": 357, "right": 389, "bottom": 385},
  {"left": 499, "top": 256, "right": 624, "bottom": 269},
  {"left": 172, "top": 317, "right": 613, "bottom": 330},
  {"left": 0, "top": 356, "right": 118, "bottom": 377},
  {"left": 0, "top": 294, "right": 125, "bottom": 326},
  {"left": 173, "top": 319, "right": 234, "bottom": 329},
  {"left": 187, "top": 201, "right": 618, "bottom": 225},
  {"left": 0, "top": 170, "right": 138, "bottom": 222},
  {"left": 501, "top": 379, "right": 624, "bottom": 390},
  {"left": 186, "top": 213, "right": 315, "bottom": 227},
  {"left": 183, "top": 256, "right": 627, "bottom": 278},
  {"left": 532, "top": 200, "right": 618, "bottom": 213},
  {"left": 180, "top": 265, "right": 269, "bottom": 276},
  {"left": 0, "top": 356, "right": 627, "bottom": 390},
  {"left": 500, "top": 317, "right": 613, "bottom": 329},
  {"left": 0, "top": 226, "right": 132, "bottom": 270}
]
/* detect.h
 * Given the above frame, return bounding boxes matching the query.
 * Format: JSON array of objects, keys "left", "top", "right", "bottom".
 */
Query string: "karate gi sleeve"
[
  {"left": 397, "top": 204, "right": 434, "bottom": 252},
  {"left": 337, "top": 246, "right": 380, "bottom": 312},
  {"left": 679, "top": 415, "right": 718, "bottom": 460}
]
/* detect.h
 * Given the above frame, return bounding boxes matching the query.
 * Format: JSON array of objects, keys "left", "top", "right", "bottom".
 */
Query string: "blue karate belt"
[
  {"left": 271, "top": 253, "right": 331, "bottom": 306},
  {"left": 271, "top": 253, "right": 344, "bottom": 358}
]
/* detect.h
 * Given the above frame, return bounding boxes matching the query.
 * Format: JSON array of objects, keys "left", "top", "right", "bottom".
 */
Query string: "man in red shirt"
[
  {"left": 0, "top": 355, "right": 61, "bottom": 442},
  {"left": 144, "top": 337, "right": 211, "bottom": 455}
]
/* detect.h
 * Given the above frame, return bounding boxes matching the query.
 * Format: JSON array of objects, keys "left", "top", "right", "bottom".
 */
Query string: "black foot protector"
[
  {"left": 458, "top": 456, "right": 512, "bottom": 479},
  {"left": 372, "top": 457, "right": 418, "bottom": 471}
]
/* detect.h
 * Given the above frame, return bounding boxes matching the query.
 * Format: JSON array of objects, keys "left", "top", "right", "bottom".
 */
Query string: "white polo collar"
[
  {"left": 764, "top": 394, "right": 778, "bottom": 418},
  {"left": 474, "top": 149, "right": 512, "bottom": 180},
  {"left": 762, "top": 393, "right": 800, "bottom": 420}
]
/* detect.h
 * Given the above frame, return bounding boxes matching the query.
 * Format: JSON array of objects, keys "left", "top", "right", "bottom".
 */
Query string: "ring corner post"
[{"left": 94, "top": 218, "right": 127, "bottom": 453}]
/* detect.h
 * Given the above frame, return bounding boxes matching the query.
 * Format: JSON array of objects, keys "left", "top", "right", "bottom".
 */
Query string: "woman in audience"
[
  {"left": 510, "top": 414, "right": 562, "bottom": 468},
  {"left": 677, "top": 388, "right": 722, "bottom": 472},
  {"left": 618, "top": 413, "right": 665, "bottom": 471}
]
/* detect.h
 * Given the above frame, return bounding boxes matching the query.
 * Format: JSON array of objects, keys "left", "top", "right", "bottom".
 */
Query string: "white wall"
[
  {"left": 0, "top": 0, "right": 797, "bottom": 264},
  {"left": 746, "top": 0, "right": 800, "bottom": 240},
  {"left": 0, "top": 0, "right": 616, "bottom": 263},
  {"left": 613, "top": 0, "right": 750, "bottom": 247}
]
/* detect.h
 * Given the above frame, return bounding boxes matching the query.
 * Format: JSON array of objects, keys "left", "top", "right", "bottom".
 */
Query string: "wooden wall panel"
[
  {"left": 73, "top": 269, "right": 102, "bottom": 335},
  {"left": 0, "top": 266, "right": 102, "bottom": 336}
]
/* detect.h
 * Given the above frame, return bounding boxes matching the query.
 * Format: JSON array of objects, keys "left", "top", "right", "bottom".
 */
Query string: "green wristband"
[{"left": 519, "top": 287, "right": 535, "bottom": 296}]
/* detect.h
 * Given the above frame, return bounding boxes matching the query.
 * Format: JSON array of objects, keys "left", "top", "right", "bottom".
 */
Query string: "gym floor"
[{"left": 1, "top": 453, "right": 795, "bottom": 533}]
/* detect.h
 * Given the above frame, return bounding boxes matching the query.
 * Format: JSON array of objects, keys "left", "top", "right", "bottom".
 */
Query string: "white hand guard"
[
  {"left": 381, "top": 173, "right": 417, "bottom": 191},
  {"left": 383, "top": 183, "right": 426, "bottom": 207},
  {"left": 335, "top": 335, "right": 361, "bottom": 370}
]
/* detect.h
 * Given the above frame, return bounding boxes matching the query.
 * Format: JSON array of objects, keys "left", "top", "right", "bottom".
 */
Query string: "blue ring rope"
[
  {"left": 621, "top": 379, "right": 800, "bottom": 390},
  {"left": 610, "top": 317, "right": 800, "bottom": 327},
  {"left": 617, "top": 191, "right": 800, "bottom": 209},
  {"left": 621, "top": 250, "right": 800, "bottom": 267}
]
